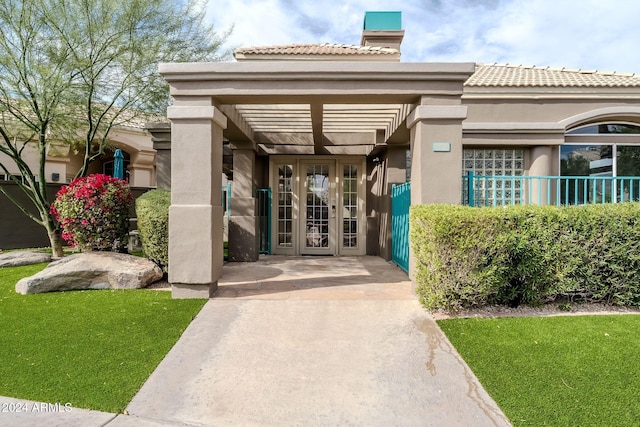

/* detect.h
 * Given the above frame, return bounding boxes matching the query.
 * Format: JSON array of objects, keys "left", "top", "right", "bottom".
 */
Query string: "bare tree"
[{"left": 0, "top": 0, "right": 232, "bottom": 257}]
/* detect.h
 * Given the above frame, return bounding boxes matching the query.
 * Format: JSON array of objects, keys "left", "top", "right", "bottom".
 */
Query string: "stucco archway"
[
  {"left": 108, "top": 127, "right": 156, "bottom": 187},
  {"left": 560, "top": 107, "right": 640, "bottom": 130}
]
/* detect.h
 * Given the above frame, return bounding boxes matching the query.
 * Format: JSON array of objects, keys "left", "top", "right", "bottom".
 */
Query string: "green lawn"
[
  {"left": 438, "top": 315, "right": 640, "bottom": 426},
  {"left": 0, "top": 263, "right": 206, "bottom": 413}
]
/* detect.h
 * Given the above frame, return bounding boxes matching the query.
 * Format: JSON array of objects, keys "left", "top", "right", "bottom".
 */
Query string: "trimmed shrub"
[
  {"left": 411, "top": 203, "right": 640, "bottom": 311},
  {"left": 136, "top": 189, "right": 170, "bottom": 271},
  {"left": 51, "top": 174, "right": 133, "bottom": 251}
]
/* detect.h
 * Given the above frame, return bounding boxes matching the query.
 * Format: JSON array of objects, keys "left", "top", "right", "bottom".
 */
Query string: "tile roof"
[
  {"left": 234, "top": 43, "right": 399, "bottom": 57},
  {"left": 466, "top": 63, "right": 640, "bottom": 88}
]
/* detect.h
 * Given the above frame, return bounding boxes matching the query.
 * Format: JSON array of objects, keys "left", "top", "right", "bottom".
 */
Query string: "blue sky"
[{"left": 206, "top": 0, "right": 640, "bottom": 73}]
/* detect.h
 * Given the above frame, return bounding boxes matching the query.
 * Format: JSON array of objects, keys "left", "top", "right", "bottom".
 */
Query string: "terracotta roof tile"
[
  {"left": 466, "top": 63, "right": 640, "bottom": 88},
  {"left": 234, "top": 43, "right": 399, "bottom": 57}
]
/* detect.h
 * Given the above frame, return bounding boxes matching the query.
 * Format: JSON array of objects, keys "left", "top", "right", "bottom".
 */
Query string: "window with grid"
[
  {"left": 462, "top": 149, "right": 525, "bottom": 205},
  {"left": 342, "top": 164, "right": 358, "bottom": 248},
  {"left": 277, "top": 164, "right": 293, "bottom": 247}
]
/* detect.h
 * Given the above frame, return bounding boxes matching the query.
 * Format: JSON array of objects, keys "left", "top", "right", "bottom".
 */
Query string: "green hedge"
[
  {"left": 411, "top": 203, "right": 640, "bottom": 311},
  {"left": 135, "top": 189, "right": 170, "bottom": 272}
]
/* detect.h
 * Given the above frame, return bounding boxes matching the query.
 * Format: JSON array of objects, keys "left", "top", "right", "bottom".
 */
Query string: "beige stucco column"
[
  {"left": 406, "top": 100, "right": 467, "bottom": 282},
  {"left": 379, "top": 146, "right": 407, "bottom": 260},
  {"left": 528, "top": 146, "right": 555, "bottom": 205},
  {"left": 145, "top": 122, "right": 172, "bottom": 190},
  {"left": 228, "top": 144, "right": 259, "bottom": 262},
  {"left": 128, "top": 149, "right": 156, "bottom": 187},
  {"left": 167, "top": 104, "right": 227, "bottom": 298},
  {"left": 407, "top": 102, "right": 468, "bottom": 205}
]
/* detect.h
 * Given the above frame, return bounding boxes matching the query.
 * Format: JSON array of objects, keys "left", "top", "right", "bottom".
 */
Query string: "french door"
[
  {"left": 271, "top": 157, "right": 365, "bottom": 256},
  {"left": 301, "top": 161, "right": 335, "bottom": 255}
]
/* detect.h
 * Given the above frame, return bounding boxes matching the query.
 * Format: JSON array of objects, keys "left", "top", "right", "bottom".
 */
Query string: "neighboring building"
[
  {"left": 0, "top": 121, "right": 157, "bottom": 187},
  {"left": 158, "top": 11, "right": 640, "bottom": 297}
]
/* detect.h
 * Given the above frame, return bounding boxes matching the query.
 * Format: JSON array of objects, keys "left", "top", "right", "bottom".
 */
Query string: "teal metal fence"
[
  {"left": 256, "top": 188, "right": 272, "bottom": 254},
  {"left": 391, "top": 182, "right": 411, "bottom": 273},
  {"left": 223, "top": 185, "right": 270, "bottom": 254},
  {"left": 222, "top": 183, "right": 231, "bottom": 216},
  {"left": 463, "top": 171, "right": 640, "bottom": 207}
]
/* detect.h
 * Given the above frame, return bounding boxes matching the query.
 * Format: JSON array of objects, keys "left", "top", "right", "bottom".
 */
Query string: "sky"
[{"left": 206, "top": 0, "right": 640, "bottom": 73}]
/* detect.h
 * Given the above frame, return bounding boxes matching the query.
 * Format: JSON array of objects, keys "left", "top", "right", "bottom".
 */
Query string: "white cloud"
[
  {"left": 206, "top": 0, "right": 640, "bottom": 72},
  {"left": 481, "top": 0, "right": 640, "bottom": 70}
]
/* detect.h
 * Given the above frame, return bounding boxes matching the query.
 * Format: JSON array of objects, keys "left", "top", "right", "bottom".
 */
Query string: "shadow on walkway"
[{"left": 216, "top": 255, "right": 414, "bottom": 300}]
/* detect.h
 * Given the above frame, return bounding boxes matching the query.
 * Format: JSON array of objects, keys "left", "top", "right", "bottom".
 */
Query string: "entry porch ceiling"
[
  {"left": 236, "top": 104, "right": 404, "bottom": 132},
  {"left": 231, "top": 103, "right": 412, "bottom": 155}
]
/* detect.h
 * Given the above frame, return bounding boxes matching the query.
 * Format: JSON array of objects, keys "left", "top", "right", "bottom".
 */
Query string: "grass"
[
  {"left": 0, "top": 263, "right": 206, "bottom": 413},
  {"left": 438, "top": 315, "right": 640, "bottom": 426}
]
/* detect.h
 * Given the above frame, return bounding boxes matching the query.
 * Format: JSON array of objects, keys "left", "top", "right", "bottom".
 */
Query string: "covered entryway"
[{"left": 160, "top": 61, "right": 474, "bottom": 298}]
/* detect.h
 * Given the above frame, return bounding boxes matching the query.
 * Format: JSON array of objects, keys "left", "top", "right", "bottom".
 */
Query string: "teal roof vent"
[{"left": 363, "top": 11, "right": 402, "bottom": 31}]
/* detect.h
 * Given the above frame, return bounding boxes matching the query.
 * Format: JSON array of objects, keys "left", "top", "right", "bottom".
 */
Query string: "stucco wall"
[
  {"left": 464, "top": 99, "right": 640, "bottom": 126},
  {"left": 0, "top": 183, "right": 63, "bottom": 249},
  {"left": 462, "top": 98, "right": 640, "bottom": 177},
  {"left": 365, "top": 147, "right": 407, "bottom": 259}
]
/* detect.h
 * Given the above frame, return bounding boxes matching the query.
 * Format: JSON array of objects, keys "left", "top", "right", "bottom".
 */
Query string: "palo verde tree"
[{"left": 0, "top": 0, "right": 231, "bottom": 257}]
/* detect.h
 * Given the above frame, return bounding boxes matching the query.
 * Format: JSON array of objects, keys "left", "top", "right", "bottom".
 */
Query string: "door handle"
[{"left": 331, "top": 203, "right": 336, "bottom": 218}]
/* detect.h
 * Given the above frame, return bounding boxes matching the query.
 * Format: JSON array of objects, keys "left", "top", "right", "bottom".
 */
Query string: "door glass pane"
[
  {"left": 617, "top": 146, "right": 640, "bottom": 201},
  {"left": 277, "top": 165, "right": 293, "bottom": 247},
  {"left": 561, "top": 145, "right": 612, "bottom": 176},
  {"left": 342, "top": 164, "right": 358, "bottom": 248},
  {"left": 305, "top": 165, "right": 329, "bottom": 248},
  {"left": 561, "top": 145, "right": 613, "bottom": 204},
  {"left": 617, "top": 146, "right": 640, "bottom": 176}
]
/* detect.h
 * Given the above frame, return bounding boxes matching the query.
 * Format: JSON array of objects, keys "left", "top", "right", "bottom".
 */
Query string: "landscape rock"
[
  {"left": 15, "top": 252, "right": 163, "bottom": 295},
  {"left": 0, "top": 251, "right": 51, "bottom": 268}
]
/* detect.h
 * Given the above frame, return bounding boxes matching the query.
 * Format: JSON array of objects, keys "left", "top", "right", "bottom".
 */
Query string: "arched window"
[{"left": 566, "top": 123, "right": 640, "bottom": 135}]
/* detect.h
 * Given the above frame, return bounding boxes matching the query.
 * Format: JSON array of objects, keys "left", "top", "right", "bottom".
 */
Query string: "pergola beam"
[
  {"left": 218, "top": 104, "right": 256, "bottom": 145},
  {"left": 310, "top": 102, "right": 328, "bottom": 154}
]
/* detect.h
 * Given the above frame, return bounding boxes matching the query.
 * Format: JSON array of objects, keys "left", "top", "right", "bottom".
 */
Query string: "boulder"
[
  {"left": 15, "top": 252, "right": 163, "bottom": 295},
  {"left": 0, "top": 251, "right": 52, "bottom": 268}
]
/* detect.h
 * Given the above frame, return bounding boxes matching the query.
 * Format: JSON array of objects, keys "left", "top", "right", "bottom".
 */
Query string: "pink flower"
[{"left": 52, "top": 173, "right": 132, "bottom": 251}]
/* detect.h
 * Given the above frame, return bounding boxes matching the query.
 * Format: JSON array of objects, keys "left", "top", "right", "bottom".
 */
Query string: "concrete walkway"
[{"left": 1, "top": 256, "right": 511, "bottom": 426}]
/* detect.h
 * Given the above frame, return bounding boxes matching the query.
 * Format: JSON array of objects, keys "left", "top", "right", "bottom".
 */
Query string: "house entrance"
[{"left": 270, "top": 156, "right": 366, "bottom": 256}]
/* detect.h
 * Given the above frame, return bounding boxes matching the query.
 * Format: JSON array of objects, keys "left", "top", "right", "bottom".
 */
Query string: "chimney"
[{"left": 361, "top": 11, "right": 404, "bottom": 52}]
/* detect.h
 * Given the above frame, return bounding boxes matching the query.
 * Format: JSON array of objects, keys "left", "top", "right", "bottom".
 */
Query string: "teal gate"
[
  {"left": 256, "top": 188, "right": 271, "bottom": 254},
  {"left": 223, "top": 183, "right": 231, "bottom": 216},
  {"left": 391, "top": 182, "right": 411, "bottom": 273}
]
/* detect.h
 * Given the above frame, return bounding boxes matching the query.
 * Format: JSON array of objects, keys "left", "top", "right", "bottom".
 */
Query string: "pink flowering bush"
[{"left": 50, "top": 174, "right": 133, "bottom": 251}]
